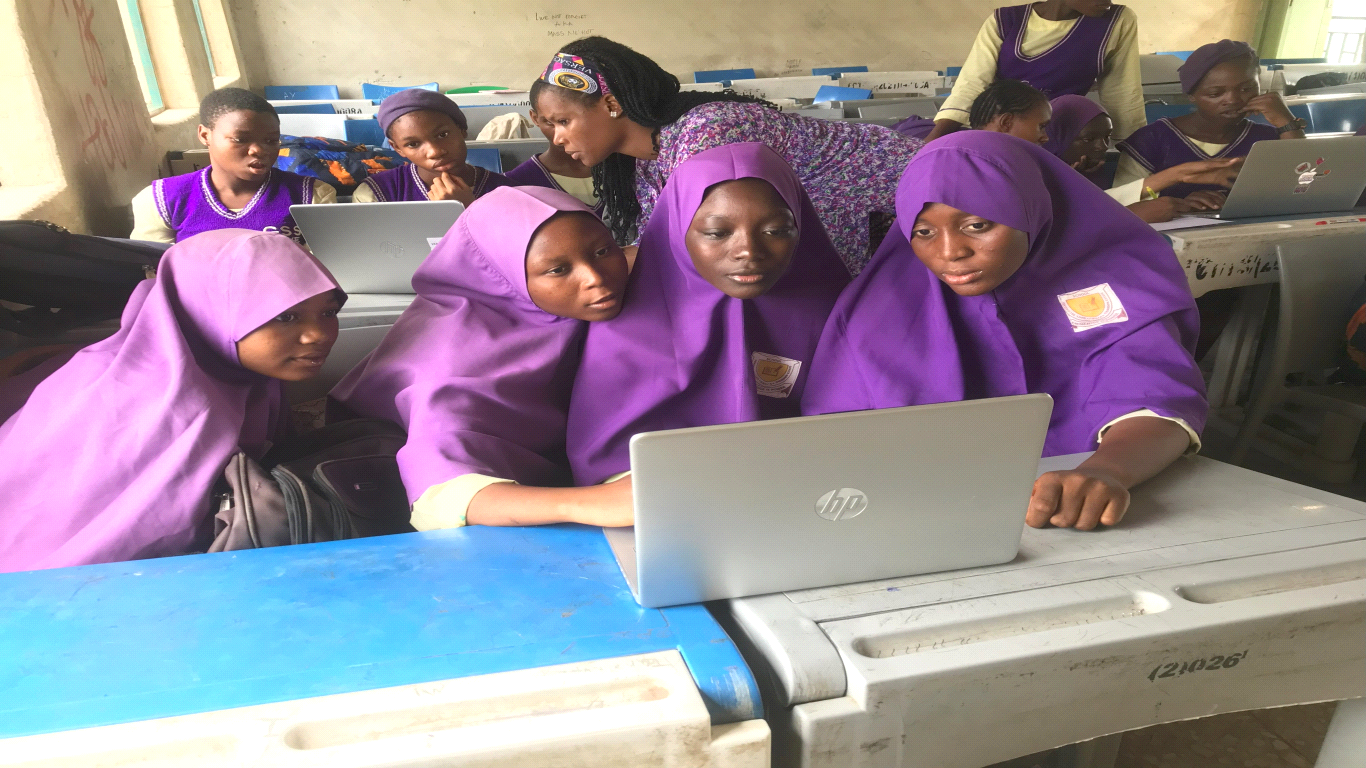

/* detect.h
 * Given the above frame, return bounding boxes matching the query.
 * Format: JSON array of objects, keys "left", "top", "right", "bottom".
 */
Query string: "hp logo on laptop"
[{"left": 816, "top": 488, "right": 868, "bottom": 521}]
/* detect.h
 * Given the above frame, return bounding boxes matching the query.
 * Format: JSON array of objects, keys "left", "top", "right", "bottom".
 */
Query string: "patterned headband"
[{"left": 540, "top": 52, "right": 612, "bottom": 97}]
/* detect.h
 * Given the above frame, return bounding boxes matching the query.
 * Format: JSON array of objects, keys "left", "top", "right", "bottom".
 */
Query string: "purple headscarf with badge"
[
  {"left": 1179, "top": 40, "right": 1258, "bottom": 94},
  {"left": 376, "top": 88, "right": 469, "bottom": 136},
  {"left": 1043, "top": 95, "right": 1108, "bottom": 157},
  {"left": 565, "top": 143, "right": 851, "bottom": 485},
  {"left": 801, "top": 132, "right": 1207, "bottom": 457},
  {"left": 331, "top": 187, "right": 598, "bottom": 501},
  {"left": 0, "top": 230, "right": 342, "bottom": 572}
]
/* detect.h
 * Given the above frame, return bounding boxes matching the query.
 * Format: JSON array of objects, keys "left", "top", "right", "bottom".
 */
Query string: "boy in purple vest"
[
  {"left": 928, "top": 0, "right": 1143, "bottom": 143},
  {"left": 130, "top": 88, "right": 335, "bottom": 244},
  {"left": 1116, "top": 40, "right": 1306, "bottom": 200},
  {"left": 352, "top": 89, "right": 513, "bottom": 205}
]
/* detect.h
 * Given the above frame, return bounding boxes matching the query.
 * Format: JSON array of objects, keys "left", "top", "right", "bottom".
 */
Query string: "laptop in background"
[
  {"left": 608, "top": 394, "right": 1054, "bottom": 608},
  {"left": 291, "top": 201, "right": 463, "bottom": 294},
  {"left": 1197, "top": 136, "right": 1366, "bottom": 220}
]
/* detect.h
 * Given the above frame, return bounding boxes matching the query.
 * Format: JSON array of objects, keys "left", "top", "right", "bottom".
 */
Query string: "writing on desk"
[
  {"left": 1185, "top": 253, "right": 1280, "bottom": 281},
  {"left": 1148, "top": 650, "right": 1248, "bottom": 682}
]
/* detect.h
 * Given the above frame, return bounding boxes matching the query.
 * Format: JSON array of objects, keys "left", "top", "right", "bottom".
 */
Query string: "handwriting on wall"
[
  {"left": 535, "top": 11, "right": 593, "bottom": 39},
  {"left": 57, "top": 0, "right": 148, "bottom": 171}
]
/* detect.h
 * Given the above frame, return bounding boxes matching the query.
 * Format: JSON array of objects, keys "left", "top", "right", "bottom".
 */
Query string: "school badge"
[
  {"left": 752, "top": 352, "right": 802, "bottom": 398},
  {"left": 1057, "top": 283, "right": 1128, "bottom": 332}
]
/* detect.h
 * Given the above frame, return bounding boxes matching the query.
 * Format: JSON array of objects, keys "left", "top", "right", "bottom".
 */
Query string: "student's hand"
[
  {"left": 1127, "top": 196, "right": 1195, "bottom": 224},
  {"left": 1242, "top": 93, "right": 1298, "bottom": 129},
  {"left": 1026, "top": 467, "right": 1131, "bottom": 531},
  {"left": 1183, "top": 189, "right": 1227, "bottom": 210},
  {"left": 1149, "top": 158, "right": 1243, "bottom": 193},
  {"left": 429, "top": 172, "right": 475, "bottom": 205},
  {"left": 1070, "top": 155, "right": 1105, "bottom": 175}
]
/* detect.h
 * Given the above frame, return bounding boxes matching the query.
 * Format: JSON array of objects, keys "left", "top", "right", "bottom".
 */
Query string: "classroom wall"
[{"left": 228, "top": 0, "right": 1265, "bottom": 96}]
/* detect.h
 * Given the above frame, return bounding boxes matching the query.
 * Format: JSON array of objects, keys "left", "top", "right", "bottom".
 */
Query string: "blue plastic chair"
[
  {"left": 263, "top": 85, "right": 340, "bottom": 101},
  {"left": 465, "top": 147, "right": 503, "bottom": 173},
  {"left": 362, "top": 82, "right": 439, "bottom": 101},
  {"left": 1154, "top": 51, "right": 1194, "bottom": 61},
  {"left": 814, "top": 85, "right": 873, "bottom": 104},
  {"left": 694, "top": 68, "right": 756, "bottom": 84},
  {"left": 1304, "top": 100, "right": 1365, "bottom": 134},
  {"left": 812, "top": 66, "right": 868, "bottom": 78},
  {"left": 273, "top": 103, "right": 335, "bottom": 115},
  {"left": 1145, "top": 102, "right": 1196, "bottom": 123},
  {"left": 946, "top": 66, "right": 962, "bottom": 77},
  {"left": 343, "top": 118, "right": 385, "bottom": 147},
  {"left": 1259, "top": 58, "right": 1327, "bottom": 66}
]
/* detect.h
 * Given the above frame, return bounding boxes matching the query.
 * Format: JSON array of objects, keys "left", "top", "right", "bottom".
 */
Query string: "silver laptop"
[
  {"left": 1197, "top": 136, "right": 1366, "bottom": 220},
  {"left": 291, "top": 201, "right": 464, "bottom": 294},
  {"left": 608, "top": 394, "right": 1054, "bottom": 608}
]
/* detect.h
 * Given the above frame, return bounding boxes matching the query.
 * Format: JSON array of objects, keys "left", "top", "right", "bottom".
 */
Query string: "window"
[
  {"left": 115, "top": 0, "right": 163, "bottom": 112},
  {"left": 189, "top": 0, "right": 216, "bottom": 78},
  {"left": 1325, "top": 17, "right": 1366, "bottom": 64}
]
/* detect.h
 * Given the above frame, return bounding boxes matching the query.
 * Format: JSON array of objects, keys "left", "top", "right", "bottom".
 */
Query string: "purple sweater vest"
[
  {"left": 1118, "top": 119, "right": 1280, "bottom": 198},
  {"left": 360, "top": 163, "right": 514, "bottom": 202},
  {"left": 994, "top": 3, "right": 1124, "bottom": 98},
  {"left": 152, "top": 168, "right": 312, "bottom": 243},
  {"left": 505, "top": 155, "right": 606, "bottom": 217}
]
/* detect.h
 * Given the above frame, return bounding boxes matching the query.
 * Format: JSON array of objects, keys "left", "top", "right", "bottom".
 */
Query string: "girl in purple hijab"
[
  {"left": 331, "top": 187, "right": 632, "bottom": 530},
  {"left": 566, "top": 143, "right": 851, "bottom": 486},
  {"left": 803, "top": 132, "right": 1206, "bottom": 532},
  {"left": 0, "top": 231, "right": 343, "bottom": 572}
]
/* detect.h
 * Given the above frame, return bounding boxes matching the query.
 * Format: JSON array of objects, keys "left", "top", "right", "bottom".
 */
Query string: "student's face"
[
  {"left": 388, "top": 110, "right": 468, "bottom": 175},
  {"left": 1190, "top": 61, "right": 1260, "bottom": 122},
  {"left": 197, "top": 110, "right": 281, "bottom": 182},
  {"left": 985, "top": 102, "right": 1053, "bottom": 146},
  {"left": 524, "top": 212, "right": 629, "bottom": 322},
  {"left": 1065, "top": 0, "right": 1115, "bottom": 17},
  {"left": 235, "top": 290, "right": 342, "bottom": 381},
  {"left": 528, "top": 107, "right": 585, "bottom": 167},
  {"left": 532, "top": 89, "right": 625, "bottom": 167},
  {"left": 1061, "top": 114, "right": 1114, "bottom": 167},
  {"left": 909, "top": 203, "right": 1030, "bottom": 296},
  {"left": 685, "top": 178, "right": 799, "bottom": 300}
]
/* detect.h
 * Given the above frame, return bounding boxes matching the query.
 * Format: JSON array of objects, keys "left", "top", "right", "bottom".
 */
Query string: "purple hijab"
[
  {"left": 1044, "top": 95, "right": 1107, "bottom": 157},
  {"left": 0, "top": 231, "right": 341, "bottom": 572},
  {"left": 802, "top": 132, "right": 1206, "bottom": 457},
  {"left": 331, "top": 187, "right": 596, "bottom": 500},
  {"left": 566, "top": 143, "right": 851, "bottom": 485}
]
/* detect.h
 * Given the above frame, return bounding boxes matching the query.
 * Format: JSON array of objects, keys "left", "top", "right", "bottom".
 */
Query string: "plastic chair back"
[
  {"left": 812, "top": 66, "right": 867, "bottom": 77},
  {"left": 1305, "top": 100, "right": 1365, "bottom": 134},
  {"left": 362, "top": 82, "right": 439, "bottom": 101},
  {"left": 274, "top": 103, "right": 335, "bottom": 115},
  {"left": 343, "top": 118, "right": 385, "bottom": 147},
  {"left": 694, "top": 68, "right": 755, "bottom": 84},
  {"left": 814, "top": 85, "right": 872, "bottom": 104},
  {"left": 464, "top": 147, "right": 503, "bottom": 173},
  {"left": 1277, "top": 233, "right": 1366, "bottom": 377},
  {"left": 264, "top": 85, "right": 340, "bottom": 101}
]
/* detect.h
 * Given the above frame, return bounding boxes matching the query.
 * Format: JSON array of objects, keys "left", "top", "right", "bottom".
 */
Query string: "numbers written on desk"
[
  {"left": 1185, "top": 254, "right": 1279, "bottom": 281},
  {"left": 1148, "top": 650, "right": 1248, "bottom": 682}
]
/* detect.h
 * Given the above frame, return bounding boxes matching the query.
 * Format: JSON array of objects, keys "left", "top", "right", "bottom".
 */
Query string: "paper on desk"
[{"left": 1150, "top": 218, "right": 1235, "bottom": 232}]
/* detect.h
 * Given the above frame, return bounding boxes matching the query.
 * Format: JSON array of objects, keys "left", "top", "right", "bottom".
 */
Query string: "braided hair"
[
  {"left": 968, "top": 79, "right": 1048, "bottom": 129},
  {"left": 534, "top": 37, "right": 775, "bottom": 243}
]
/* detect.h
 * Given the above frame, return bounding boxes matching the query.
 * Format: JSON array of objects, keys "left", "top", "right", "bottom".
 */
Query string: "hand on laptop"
[
  {"left": 1147, "top": 158, "right": 1243, "bottom": 194},
  {"left": 429, "top": 171, "right": 475, "bottom": 206},
  {"left": 1184, "top": 190, "right": 1226, "bottom": 210},
  {"left": 1127, "top": 196, "right": 1199, "bottom": 224}
]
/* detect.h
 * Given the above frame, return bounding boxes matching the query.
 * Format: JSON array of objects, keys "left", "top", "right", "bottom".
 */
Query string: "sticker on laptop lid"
[
  {"left": 1057, "top": 283, "right": 1128, "bottom": 332},
  {"left": 426, "top": 237, "right": 443, "bottom": 250},
  {"left": 752, "top": 352, "right": 802, "bottom": 399},
  {"left": 1292, "top": 157, "right": 1330, "bottom": 195}
]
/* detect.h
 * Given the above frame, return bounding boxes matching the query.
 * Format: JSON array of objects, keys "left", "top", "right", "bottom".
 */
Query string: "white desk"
[
  {"left": 1169, "top": 213, "right": 1366, "bottom": 299},
  {"left": 715, "top": 454, "right": 1365, "bottom": 768}
]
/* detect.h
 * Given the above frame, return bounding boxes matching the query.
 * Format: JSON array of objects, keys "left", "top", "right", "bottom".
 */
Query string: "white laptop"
[
  {"left": 291, "top": 201, "right": 464, "bottom": 295},
  {"left": 607, "top": 394, "right": 1054, "bottom": 608},
  {"left": 1195, "top": 136, "right": 1366, "bottom": 220}
]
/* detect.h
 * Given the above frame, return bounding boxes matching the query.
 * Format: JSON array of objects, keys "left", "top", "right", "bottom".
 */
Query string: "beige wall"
[{"left": 228, "top": 0, "right": 1265, "bottom": 97}]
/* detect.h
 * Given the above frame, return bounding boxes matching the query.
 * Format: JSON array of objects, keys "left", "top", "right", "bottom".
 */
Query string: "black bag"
[
  {"left": 209, "top": 418, "right": 415, "bottom": 551},
  {"left": 0, "top": 220, "right": 166, "bottom": 336}
]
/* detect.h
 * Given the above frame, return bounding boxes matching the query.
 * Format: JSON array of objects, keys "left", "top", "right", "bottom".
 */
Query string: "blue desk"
[{"left": 0, "top": 525, "right": 761, "bottom": 740}]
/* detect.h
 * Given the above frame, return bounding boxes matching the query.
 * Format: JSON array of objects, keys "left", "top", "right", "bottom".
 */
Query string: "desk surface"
[{"left": 0, "top": 525, "right": 761, "bottom": 739}]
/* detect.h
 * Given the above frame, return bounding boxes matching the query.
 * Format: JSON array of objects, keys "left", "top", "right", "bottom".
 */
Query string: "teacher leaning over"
[{"left": 529, "top": 37, "right": 924, "bottom": 274}]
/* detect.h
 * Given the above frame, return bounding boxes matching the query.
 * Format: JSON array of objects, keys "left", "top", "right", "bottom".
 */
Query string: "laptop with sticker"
[
  {"left": 291, "top": 201, "right": 464, "bottom": 294},
  {"left": 607, "top": 393, "right": 1054, "bottom": 608},
  {"left": 1192, "top": 136, "right": 1366, "bottom": 220}
]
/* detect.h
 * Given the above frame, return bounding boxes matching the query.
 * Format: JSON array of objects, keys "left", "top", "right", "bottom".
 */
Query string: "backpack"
[
  {"left": 0, "top": 220, "right": 166, "bottom": 337},
  {"left": 209, "top": 418, "right": 415, "bottom": 551}
]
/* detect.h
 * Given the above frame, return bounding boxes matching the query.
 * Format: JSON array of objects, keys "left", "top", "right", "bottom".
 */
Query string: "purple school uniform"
[
  {"left": 1118, "top": 118, "right": 1279, "bottom": 198},
  {"left": 152, "top": 167, "right": 313, "bottom": 244},
  {"left": 359, "top": 163, "right": 513, "bottom": 202},
  {"left": 994, "top": 3, "right": 1124, "bottom": 98},
  {"left": 505, "top": 155, "right": 606, "bottom": 217}
]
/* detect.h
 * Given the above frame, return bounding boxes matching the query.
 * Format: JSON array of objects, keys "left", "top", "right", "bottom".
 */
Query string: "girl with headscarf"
[
  {"left": 566, "top": 143, "right": 850, "bottom": 486},
  {"left": 0, "top": 231, "right": 344, "bottom": 572},
  {"left": 1045, "top": 94, "right": 1240, "bottom": 223},
  {"left": 331, "top": 187, "right": 632, "bottom": 529},
  {"left": 803, "top": 132, "right": 1206, "bottom": 532},
  {"left": 1115, "top": 40, "right": 1304, "bottom": 199}
]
